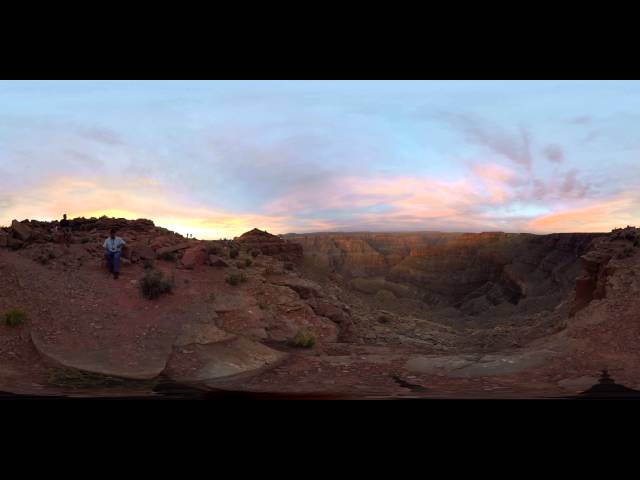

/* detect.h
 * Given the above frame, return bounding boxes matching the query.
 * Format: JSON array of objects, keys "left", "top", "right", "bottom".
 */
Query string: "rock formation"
[{"left": 2, "top": 218, "right": 640, "bottom": 398}]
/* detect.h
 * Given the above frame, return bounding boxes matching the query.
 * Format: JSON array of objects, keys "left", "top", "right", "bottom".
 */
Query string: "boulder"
[
  {"left": 7, "top": 237, "right": 24, "bottom": 250},
  {"left": 11, "top": 220, "right": 32, "bottom": 241},
  {"left": 270, "top": 276, "right": 323, "bottom": 299},
  {"left": 309, "top": 299, "right": 347, "bottom": 323},
  {"left": 208, "top": 255, "right": 230, "bottom": 268},
  {"left": 135, "top": 245, "right": 156, "bottom": 260},
  {"left": 156, "top": 242, "right": 190, "bottom": 257},
  {"left": 182, "top": 247, "right": 206, "bottom": 269}
]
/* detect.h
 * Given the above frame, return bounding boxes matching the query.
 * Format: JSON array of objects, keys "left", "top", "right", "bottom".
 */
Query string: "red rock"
[
  {"left": 7, "top": 237, "right": 24, "bottom": 249},
  {"left": 208, "top": 255, "right": 230, "bottom": 267},
  {"left": 135, "top": 245, "right": 156, "bottom": 260},
  {"left": 121, "top": 244, "right": 133, "bottom": 260},
  {"left": 237, "top": 228, "right": 303, "bottom": 262},
  {"left": 182, "top": 247, "right": 206, "bottom": 269},
  {"left": 308, "top": 299, "right": 346, "bottom": 323},
  {"left": 156, "top": 242, "right": 190, "bottom": 257},
  {"left": 11, "top": 220, "right": 32, "bottom": 241},
  {"left": 270, "top": 276, "right": 323, "bottom": 299}
]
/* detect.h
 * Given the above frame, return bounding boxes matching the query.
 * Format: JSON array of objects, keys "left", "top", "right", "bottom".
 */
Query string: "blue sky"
[{"left": 1, "top": 80, "right": 639, "bottom": 238}]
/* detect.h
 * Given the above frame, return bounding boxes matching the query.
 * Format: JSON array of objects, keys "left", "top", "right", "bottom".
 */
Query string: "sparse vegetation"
[
  {"left": 158, "top": 251, "right": 176, "bottom": 262},
  {"left": 142, "top": 258, "right": 154, "bottom": 270},
  {"left": 288, "top": 330, "right": 316, "bottom": 348},
  {"left": 3, "top": 308, "right": 27, "bottom": 327},
  {"left": 139, "top": 270, "right": 173, "bottom": 299},
  {"left": 226, "top": 273, "right": 248, "bottom": 286}
]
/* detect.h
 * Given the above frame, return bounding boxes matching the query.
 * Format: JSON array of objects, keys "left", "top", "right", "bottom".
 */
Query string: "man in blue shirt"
[{"left": 103, "top": 228, "right": 126, "bottom": 279}]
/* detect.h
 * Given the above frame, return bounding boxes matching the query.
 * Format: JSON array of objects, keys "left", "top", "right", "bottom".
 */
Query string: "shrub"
[
  {"left": 226, "top": 273, "right": 247, "bottom": 286},
  {"left": 158, "top": 251, "right": 176, "bottom": 262},
  {"left": 245, "top": 258, "right": 253, "bottom": 267},
  {"left": 229, "top": 248, "right": 239, "bottom": 259},
  {"left": 139, "top": 271, "right": 173, "bottom": 299},
  {"left": 142, "top": 258, "right": 154, "bottom": 270},
  {"left": 288, "top": 330, "right": 315, "bottom": 348},
  {"left": 3, "top": 308, "right": 27, "bottom": 327}
]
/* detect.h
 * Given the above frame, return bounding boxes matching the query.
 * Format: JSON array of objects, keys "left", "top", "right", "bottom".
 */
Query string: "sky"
[{"left": 1, "top": 80, "right": 639, "bottom": 238}]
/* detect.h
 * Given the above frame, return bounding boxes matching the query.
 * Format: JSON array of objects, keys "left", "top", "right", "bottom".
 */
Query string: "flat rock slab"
[
  {"left": 406, "top": 346, "right": 567, "bottom": 378},
  {"left": 175, "top": 323, "right": 235, "bottom": 347},
  {"left": 174, "top": 337, "right": 287, "bottom": 382},
  {"left": 557, "top": 376, "right": 599, "bottom": 392},
  {"left": 270, "top": 276, "right": 323, "bottom": 299},
  {"left": 31, "top": 329, "right": 176, "bottom": 380},
  {"left": 213, "top": 292, "right": 257, "bottom": 312}
]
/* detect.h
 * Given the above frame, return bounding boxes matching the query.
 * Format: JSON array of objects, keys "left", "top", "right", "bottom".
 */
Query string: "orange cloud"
[
  {"left": 1, "top": 176, "right": 294, "bottom": 239},
  {"left": 528, "top": 194, "right": 639, "bottom": 233}
]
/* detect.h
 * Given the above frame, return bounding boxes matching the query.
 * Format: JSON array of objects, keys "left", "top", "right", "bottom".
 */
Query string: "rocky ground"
[{"left": 1, "top": 218, "right": 640, "bottom": 398}]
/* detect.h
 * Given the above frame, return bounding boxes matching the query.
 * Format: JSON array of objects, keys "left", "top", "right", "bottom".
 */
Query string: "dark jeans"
[{"left": 105, "top": 251, "right": 122, "bottom": 273}]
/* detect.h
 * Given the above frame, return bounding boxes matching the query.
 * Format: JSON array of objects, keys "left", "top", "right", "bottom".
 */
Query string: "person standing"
[
  {"left": 103, "top": 228, "right": 126, "bottom": 279},
  {"left": 60, "top": 213, "right": 72, "bottom": 248}
]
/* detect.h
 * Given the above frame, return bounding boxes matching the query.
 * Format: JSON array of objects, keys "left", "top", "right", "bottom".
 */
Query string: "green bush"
[
  {"left": 226, "top": 273, "right": 247, "bottom": 286},
  {"left": 288, "top": 330, "right": 315, "bottom": 348},
  {"left": 3, "top": 308, "right": 27, "bottom": 327},
  {"left": 139, "top": 271, "right": 173, "bottom": 299}
]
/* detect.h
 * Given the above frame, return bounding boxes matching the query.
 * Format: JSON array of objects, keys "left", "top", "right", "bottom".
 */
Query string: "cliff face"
[{"left": 287, "top": 231, "right": 606, "bottom": 322}]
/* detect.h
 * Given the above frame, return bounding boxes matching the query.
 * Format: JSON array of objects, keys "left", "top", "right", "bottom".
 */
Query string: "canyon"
[{"left": 1, "top": 218, "right": 640, "bottom": 398}]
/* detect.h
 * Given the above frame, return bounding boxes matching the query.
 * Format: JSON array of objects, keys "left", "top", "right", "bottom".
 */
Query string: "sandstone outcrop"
[{"left": 237, "top": 228, "right": 303, "bottom": 263}]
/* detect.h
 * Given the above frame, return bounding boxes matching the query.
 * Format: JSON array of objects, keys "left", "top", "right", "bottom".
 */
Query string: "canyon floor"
[{"left": 1, "top": 218, "right": 640, "bottom": 399}]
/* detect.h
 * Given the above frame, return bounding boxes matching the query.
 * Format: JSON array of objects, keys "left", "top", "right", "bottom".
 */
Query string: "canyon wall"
[{"left": 286, "top": 231, "right": 607, "bottom": 323}]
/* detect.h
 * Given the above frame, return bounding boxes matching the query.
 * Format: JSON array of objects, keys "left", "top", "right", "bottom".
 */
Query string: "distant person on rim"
[
  {"left": 103, "top": 228, "right": 126, "bottom": 279},
  {"left": 60, "top": 213, "right": 72, "bottom": 248}
]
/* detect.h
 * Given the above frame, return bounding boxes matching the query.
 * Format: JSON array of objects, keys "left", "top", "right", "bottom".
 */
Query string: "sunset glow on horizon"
[{"left": 2, "top": 80, "right": 639, "bottom": 239}]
